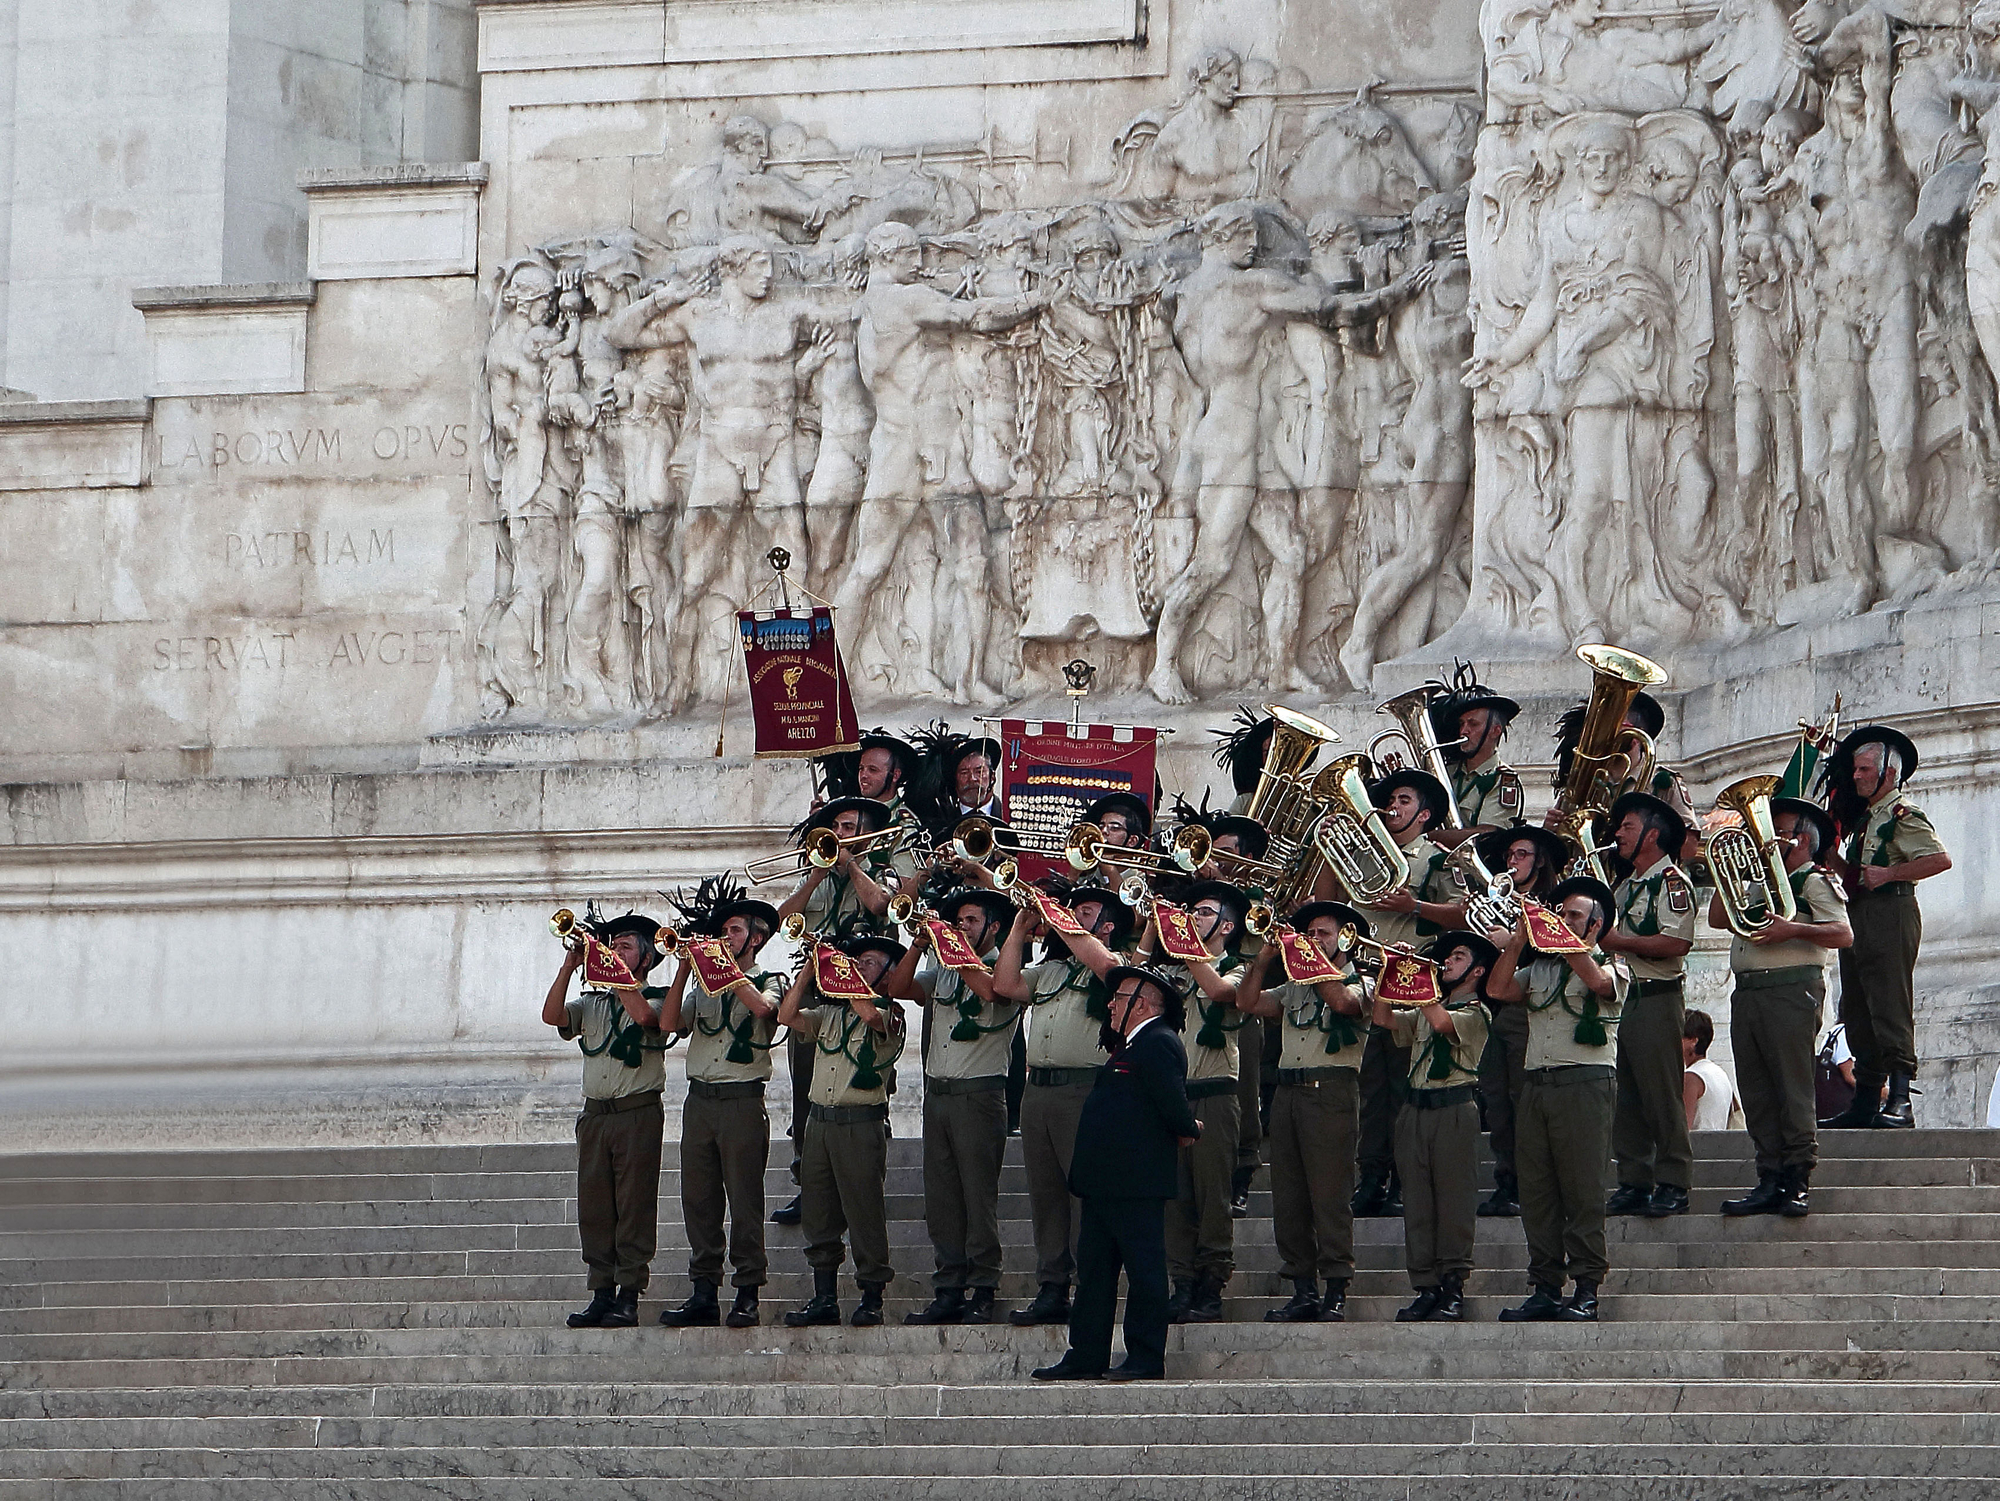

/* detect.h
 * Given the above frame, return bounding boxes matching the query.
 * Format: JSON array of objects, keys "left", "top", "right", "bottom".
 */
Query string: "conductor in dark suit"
[{"left": 1033, "top": 965, "right": 1201, "bottom": 1382}]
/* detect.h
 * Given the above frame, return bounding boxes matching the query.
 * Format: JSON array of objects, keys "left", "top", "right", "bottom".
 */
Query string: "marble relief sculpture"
[{"left": 474, "top": 9, "right": 2000, "bottom": 723}]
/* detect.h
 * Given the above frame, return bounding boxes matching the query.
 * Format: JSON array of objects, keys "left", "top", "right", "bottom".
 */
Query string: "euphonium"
[
  {"left": 1553, "top": 643, "right": 1668, "bottom": 821},
  {"left": 1309, "top": 753, "right": 1408, "bottom": 905},
  {"left": 1705, "top": 774, "right": 1798, "bottom": 938},
  {"left": 1368, "top": 686, "right": 1465, "bottom": 830},
  {"left": 1444, "top": 842, "right": 1521, "bottom": 932}
]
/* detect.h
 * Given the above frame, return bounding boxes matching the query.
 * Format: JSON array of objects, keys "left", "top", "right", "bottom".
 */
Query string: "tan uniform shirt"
[
  {"left": 682, "top": 970, "right": 784, "bottom": 1084},
  {"left": 1451, "top": 751, "right": 1523, "bottom": 829},
  {"left": 1847, "top": 790, "right": 1948, "bottom": 871},
  {"left": 1171, "top": 950, "right": 1247, "bottom": 1084},
  {"left": 804, "top": 1001, "right": 904, "bottom": 1108},
  {"left": 1391, "top": 999, "right": 1492, "bottom": 1091},
  {"left": 1022, "top": 956, "right": 1108, "bottom": 1070},
  {"left": 1357, "top": 834, "right": 1451, "bottom": 952},
  {"left": 798, "top": 846, "right": 921, "bottom": 934},
  {"left": 1522, "top": 950, "right": 1630, "bottom": 1069},
  {"left": 1269, "top": 975, "right": 1369, "bottom": 1071},
  {"left": 561, "top": 989, "right": 668, "bottom": 1100},
  {"left": 918, "top": 956, "right": 1021, "bottom": 1080},
  {"left": 1731, "top": 868, "right": 1850, "bottom": 974},
  {"left": 1612, "top": 858, "right": 1696, "bottom": 982}
]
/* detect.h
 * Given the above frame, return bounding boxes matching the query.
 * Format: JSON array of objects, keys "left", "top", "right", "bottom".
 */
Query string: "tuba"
[
  {"left": 1309, "top": 754, "right": 1409, "bottom": 905},
  {"left": 1368, "top": 686, "right": 1465, "bottom": 830},
  {"left": 1705, "top": 775, "right": 1798, "bottom": 938},
  {"left": 1554, "top": 643, "right": 1667, "bottom": 819}
]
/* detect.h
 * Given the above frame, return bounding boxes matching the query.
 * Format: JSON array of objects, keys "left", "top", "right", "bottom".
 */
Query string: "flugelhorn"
[
  {"left": 1117, "top": 870, "right": 1155, "bottom": 920},
  {"left": 1705, "top": 774, "right": 1797, "bottom": 938},
  {"left": 1309, "top": 754, "right": 1409, "bottom": 905},
  {"left": 1368, "top": 686, "right": 1465, "bottom": 829}
]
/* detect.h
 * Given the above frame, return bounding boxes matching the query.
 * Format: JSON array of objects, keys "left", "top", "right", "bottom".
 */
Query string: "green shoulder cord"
[
  {"left": 1419, "top": 1029, "right": 1458, "bottom": 1081},
  {"left": 1619, "top": 873, "right": 1662, "bottom": 938},
  {"left": 1532, "top": 965, "right": 1608, "bottom": 1047},
  {"left": 1789, "top": 868, "right": 1817, "bottom": 922},
  {"left": 1034, "top": 960, "right": 1110, "bottom": 1023},
  {"left": 950, "top": 980, "right": 1018, "bottom": 1042},
  {"left": 1413, "top": 850, "right": 1452, "bottom": 939},
  {"left": 815, "top": 1006, "right": 892, "bottom": 1091},
  {"left": 693, "top": 975, "right": 783, "bottom": 1066},
  {"left": 577, "top": 991, "right": 674, "bottom": 1067},
  {"left": 1287, "top": 985, "right": 1362, "bottom": 1055},
  {"left": 1194, "top": 996, "right": 1249, "bottom": 1052}
]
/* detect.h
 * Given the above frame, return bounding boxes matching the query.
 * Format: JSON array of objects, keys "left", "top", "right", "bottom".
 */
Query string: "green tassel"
[
  {"left": 724, "top": 1019, "right": 756, "bottom": 1066},
  {"left": 1426, "top": 1035, "right": 1456, "bottom": 1080},
  {"left": 607, "top": 1022, "right": 645, "bottom": 1068},
  {"left": 849, "top": 1032, "right": 883, "bottom": 1091},
  {"left": 1320, "top": 1014, "right": 1362, "bottom": 1054},
  {"left": 1572, "top": 997, "right": 1608, "bottom": 1048},
  {"left": 1195, "top": 1002, "right": 1226, "bottom": 1052}
]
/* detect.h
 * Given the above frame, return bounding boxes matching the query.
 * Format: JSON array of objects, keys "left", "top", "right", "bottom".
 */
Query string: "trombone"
[
  {"left": 743, "top": 822, "right": 910, "bottom": 885},
  {"left": 1065, "top": 820, "right": 1212, "bottom": 877},
  {"left": 948, "top": 816, "right": 1002, "bottom": 864},
  {"left": 1368, "top": 686, "right": 1466, "bottom": 830}
]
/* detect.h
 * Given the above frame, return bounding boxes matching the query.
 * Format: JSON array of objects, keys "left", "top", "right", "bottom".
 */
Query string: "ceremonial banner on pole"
[
  {"left": 1274, "top": 926, "right": 1344, "bottom": 985},
  {"left": 994, "top": 718, "right": 1160, "bottom": 881},
  {"left": 738, "top": 608, "right": 860, "bottom": 759},
  {"left": 685, "top": 936, "right": 747, "bottom": 994},
  {"left": 1375, "top": 950, "right": 1443, "bottom": 1005}
]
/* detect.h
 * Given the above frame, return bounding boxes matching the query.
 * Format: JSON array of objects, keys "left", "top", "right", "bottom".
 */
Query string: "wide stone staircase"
[{"left": 4, "top": 1128, "right": 2000, "bottom": 1496}]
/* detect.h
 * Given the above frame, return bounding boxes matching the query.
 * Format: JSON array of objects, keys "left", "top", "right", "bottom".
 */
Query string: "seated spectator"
[{"left": 1682, "top": 1010, "right": 1742, "bottom": 1132}]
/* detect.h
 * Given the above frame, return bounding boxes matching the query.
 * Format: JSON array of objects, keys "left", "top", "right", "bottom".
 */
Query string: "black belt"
[
  {"left": 1630, "top": 978, "right": 1684, "bottom": 999},
  {"left": 1854, "top": 881, "right": 1915, "bottom": 899},
  {"left": 926, "top": 1074, "right": 1007, "bottom": 1096},
  {"left": 686, "top": 1078, "right": 765, "bottom": 1101},
  {"left": 1408, "top": 1084, "right": 1479, "bottom": 1110},
  {"left": 581, "top": 1090, "right": 663, "bottom": 1116},
  {"left": 1735, "top": 965, "right": 1824, "bottom": 991},
  {"left": 808, "top": 1101, "right": 889, "bottom": 1125},
  {"left": 1523, "top": 1064, "right": 1616, "bottom": 1086},
  {"left": 1028, "top": 1066, "right": 1102, "bottom": 1087},
  {"left": 1186, "top": 1077, "right": 1237, "bottom": 1099},
  {"left": 1274, "top": 1066, "right": 1352, "bottom": 1086}
]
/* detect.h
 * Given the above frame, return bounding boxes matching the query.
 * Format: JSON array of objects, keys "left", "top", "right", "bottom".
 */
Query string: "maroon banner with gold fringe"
[{"left": 738, "top": 608, "right": 860, "bottom": 759}]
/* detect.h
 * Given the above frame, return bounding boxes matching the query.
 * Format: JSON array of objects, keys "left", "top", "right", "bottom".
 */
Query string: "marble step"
[{"left": 11, "top": 1378, "right": 2000, "bottom": 1420}]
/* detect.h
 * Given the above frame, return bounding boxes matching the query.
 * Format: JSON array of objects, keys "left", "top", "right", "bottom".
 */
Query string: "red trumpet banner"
[
  {"left": 1151, "top": 900, "right": 1213, "bottom": 964},
  {"left": 1521, "top": 900, "right": 1591, "bottom": 954},
  {"left": 1274, "top": 926, "right": 1344, "bottom": 985},
  {"left": 1026, "top": 887, "right": 1086, "bottom": 937},
  {"left": 994, "top": 718, "right": 1160, "bottom": 881},
  {"left": 922, "top": 920, "right": 990, "bottom": 973},
  {"left": 810, "top": 943, "right": 879, "bottom": 1001},
  {"left": 1376, "top": 950, "right": 1443, "bottom": 1005},
  {"left": 685, "top": 936, "right": 747, "bottom": 994},
  {"left": 738, "top": 608, "right": 861, "bottom": 759},
  {"left": 583, "top": 937, "right": 639, "bottom": 989}
]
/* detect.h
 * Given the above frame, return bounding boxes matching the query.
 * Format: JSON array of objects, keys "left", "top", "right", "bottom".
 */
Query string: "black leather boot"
[
  {"left": 1009, "top": 1283, "right": 1071, "bottom": 1326},
  {"left": 1317, "top": 1279, "right": 1348, "bottom": 1323},
  {"left": 604, "top": 1286, "right": 640, "bottom": 1327},
  {"left": 1478, "top": 1173, "right": 1520, "bottom": 1218},
  {"left": 904, "top": 1288, "right": 968, "bottom": 1325},
  {"left": 1604, "top": 1184, "right": 1652, "bottom": 1216},
  {"left": 1775, "top": 1164, "right": 1811, "bottom": 1217},
  {"left": 962, "top": 1287, "right": 998, "bottom": 1325},
  {"left": 1497, "top": 1284, "right": 1564, "bottom": 1322},
  {"left": 725, "top": 1286, "right": 759, "bottom": 1328},
  {"left": 850, "top": 1280, "right": 886, "bottom": 1327},
  {"left": 566, "top": 1287, "right": 618, "bottom": 1328},
  {"left": 1558, "top": 1280, "right": 1599, "bottom": 1322},
  {"left": 658, "top": 1279, "right": 720, "bottom": 1328},
  {"left": 770, "top": 1192, "right": 804, "bottom": 1225},
  {"left": 1876, "top": 1073, "right": 1916, "bottom": 1128},
  {"left": 1395, "top": 1287, "right": 1440, "bottom": 1323},
  {"left": 1264, "top": 1278, "right": 1321, "bottom": 1322},
  {"left": 1380, "top": 1169, "right": 1403, "bottom": 1217},
  {"left": 1431, "top": 1273, "right": 1466, "bottom": 1322},
  {"left": 1351, "top": 1175, "right": 1387, "bottom": 1217},
  {"left": 1720, "top": 1173, "right": 1783, "bottom": 1216},
  {"left": 784, "top": 1268, "right": 841, "bottom": 1327},
  {"left": 1166, "top": 1278, "right": 1197, "bottom": 1324},
  {"left": 1184, "top": 1272, "right": 1224, "bottom": 1323},
  {"left": 1230, "top": 1163, "right": 1254, "bottom": 1219},
  {"left": 1820, "top": 1070, "right": 1886, "bottom": 1129},
  {"left": 1644, "top": 1184, "right": 1690, "bottom": 1218}
]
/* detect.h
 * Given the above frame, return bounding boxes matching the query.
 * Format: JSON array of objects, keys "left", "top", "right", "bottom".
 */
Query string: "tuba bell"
[
  {"left": 1705, "top": 775, "right": 1798, "bottom": 938},
  {"left": 1309, "top": 754, "right": 1409, "bottom": 905},
  {"left": 1368, "top": 686, "right": 1465, "bottom": 830},
  {"left": 1554, "top": 643, "right": 1667, "bottom": 822}
]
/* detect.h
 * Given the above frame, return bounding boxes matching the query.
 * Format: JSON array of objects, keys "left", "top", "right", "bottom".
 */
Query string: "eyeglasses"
[{"left": 1192, "top": 904, "right": 1224, "bottom": 919}]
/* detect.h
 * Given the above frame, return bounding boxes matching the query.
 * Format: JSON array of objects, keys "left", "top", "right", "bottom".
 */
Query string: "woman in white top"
[{"left": 1682, "top": 1008, "right": 1743, "bottom": 1131}]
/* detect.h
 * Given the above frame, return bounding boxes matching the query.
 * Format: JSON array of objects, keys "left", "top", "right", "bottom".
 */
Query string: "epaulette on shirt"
[
  {"left": 1662, "top": 867, "right": 1692, "bottom": 914},
  {"left": 1495, "top": 767, "right": 1523, "bottom": 815}
]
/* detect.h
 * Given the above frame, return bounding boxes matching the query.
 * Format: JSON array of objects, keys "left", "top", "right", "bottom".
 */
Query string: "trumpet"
[
  {"left": 779, "top": 912, "right": 808, "bottom": 941},
  {"left": 887, "top": 892, "right": 938, "bottom": 931},
  {"left": 653, "top": 925, "right": 685, "bottom": 957},
  {"left": 1117, "top": 869, "right": 1155, "bottom": 919},
  {"left": 550, "top": 907, "right": 582, "bottom": 947},
  {"left": 1065, "top": 820, "right": 1212, "bottom": 877},
  {"left": 1706, "top": 774, "right": 1798, "bottom": 938},
  {"left": 1309, "top": 754, "right": 1409, "bottom": 905},
  {"left": 742, "top": 821, "right": 909, "bottom": 884},
  {"left": 1444, "top": 842, "right": 1522, "bottom": 932},
  {"left": 1368, "top": 686, "right": 1466, "bottom": 830},
  {"left": 991, "top": 859, "right": 1038, "bottom": 909}
]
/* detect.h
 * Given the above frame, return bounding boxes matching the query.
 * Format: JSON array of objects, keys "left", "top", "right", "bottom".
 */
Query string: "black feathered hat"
[
  {"left": 1084, "top": 790, "right": 1152, "bottom": 838},
  {"left": 1211, "top": 705, "right": 1277, "bottom": 797},
  {"left": 1290, "top": 900, "right": 1369, "bottom": 939},
  {"left": 1426, "top": 660, "right": 1520, "bottom": 763},
  {"left": 936, "top": 884, "right": 1014, "bottom": 932},
  {"left": 1548, "top": 875, "right": 1616, "bottom": 937},
  {"left": 1607, "top": 790, "right": 1690, "bottom": 864},
  {"left": 664, "top": 874, "right": 778, "bottom": 940},
  {"left": 1369, "top": 769, "right": 1451, "bottom": 831},
  {"left": 1770, "top": 796, "right": 1840, "bottom": 860}
]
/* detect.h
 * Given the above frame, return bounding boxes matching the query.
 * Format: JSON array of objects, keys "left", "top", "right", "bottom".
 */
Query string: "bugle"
[
  {"left": 1368, "top": 686, "right": 1465, "bottom": 830},
  {"left": 653, "top": 925, "right": 685, "bottom": 957},
  {"left": 991, "top": 859, "right": 1039, "bottom": 909},
  {"left": 1309, "top": 753, "right": 1408, "bottom": 905},
  {"left": 887, "top": 892, "right": 937, "bottom": 931},
  {"left": 549, "top": 907, "right": 582, "bottom": 947},
  {"left": 1705, "top": 774, "right": 1798, "bottom": 938},
  {"left": 1332, "top": 924, "right": 1440, "bottom": 1007}
]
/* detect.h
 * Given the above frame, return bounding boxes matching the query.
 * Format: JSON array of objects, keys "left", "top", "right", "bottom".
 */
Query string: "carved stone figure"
[
  {"left": 664, "top": 116, "right": 827, "bottom": 247},
  {"left": 1112, "top": 50, "right": 1273, "bottom": 208}
]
